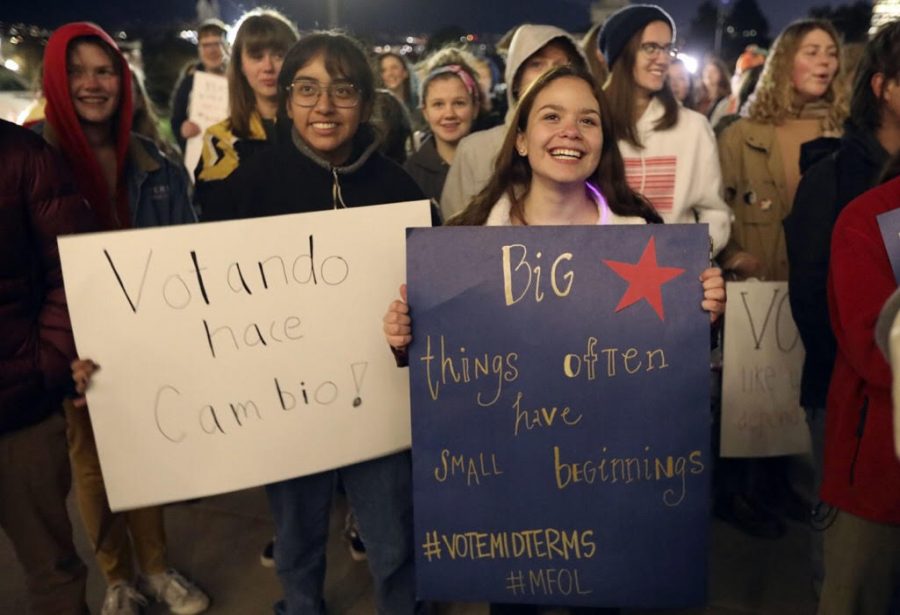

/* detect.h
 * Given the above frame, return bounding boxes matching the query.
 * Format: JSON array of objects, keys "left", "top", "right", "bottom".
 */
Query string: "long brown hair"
[
  {"left": 603, "top": 22, "right": 679, "bottom": 148},
  {"left": 450, "top": 66, "right": 662, "bottom": 226},
  {"left": 227, "top": 9, "right": 298, "bottom": 138},
  {"left": 746, "top": 19, "right": 847, "bottom": 131}
]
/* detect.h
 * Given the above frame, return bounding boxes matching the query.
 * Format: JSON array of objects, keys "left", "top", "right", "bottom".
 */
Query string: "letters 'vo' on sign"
[
  {"left": 721, "top": 281, "right": 810, "bottom": 457},
  {"left": 407, "top": 225, "right": 711, "bottom": 608},
  {"left": 58, "top": 201, "right": 432, "bottom": 511}
]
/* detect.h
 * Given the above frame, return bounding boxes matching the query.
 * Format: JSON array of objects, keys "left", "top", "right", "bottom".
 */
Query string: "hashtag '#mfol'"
[
  {"left": 421, "top": 531, "right": 442, "bottom": 562},
  {"left": 505, "top": 570, "right": 525, "bottom": 595}
]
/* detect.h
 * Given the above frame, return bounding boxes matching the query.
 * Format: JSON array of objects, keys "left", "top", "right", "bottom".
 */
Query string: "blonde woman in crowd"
[
  {"left": 715, "top": 18, "right": 847, "bottom": 539},
  {"left": 718, "top": 18, "right": 847, "bottom": 281},
  {"left": 404, "top": 47, "right": 482, "bottom": 202}
]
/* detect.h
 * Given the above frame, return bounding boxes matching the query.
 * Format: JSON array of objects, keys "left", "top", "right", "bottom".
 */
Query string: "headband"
[{"left": 421, "top": 64, "right": 481, "bottom": 108}]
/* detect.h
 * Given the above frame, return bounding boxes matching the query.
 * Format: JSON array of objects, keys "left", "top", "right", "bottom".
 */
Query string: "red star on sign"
[{"left": 603, "top": 236, "right": 685, "bottom": 320}]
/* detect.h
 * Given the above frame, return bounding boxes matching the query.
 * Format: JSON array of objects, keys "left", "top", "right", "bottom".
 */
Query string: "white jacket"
[
  {"left": 617, "top": 98, "right": 732, "bottom": 256},
  {"left": 484, "top": 188, "right": 647, "bottom": 226}
]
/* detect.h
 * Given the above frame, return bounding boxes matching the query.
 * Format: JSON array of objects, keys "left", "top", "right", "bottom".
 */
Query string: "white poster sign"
[
  {"left": 721, "top": 281, "right": 811, "bottom": 457},
  {"left": 183, "top": 71, "right": 229, "bottom": 181},
  {"left": 59, "top": 201, "right": 432, "bottom": 510}
]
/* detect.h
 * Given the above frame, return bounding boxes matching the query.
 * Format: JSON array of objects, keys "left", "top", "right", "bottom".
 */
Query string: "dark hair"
[
  {"left": 603, "top": 22, "right": 679, "bottom": 148},
  {"left": 848, "top": 20, "right": 900, "bottom": 134},
  {"left": 702, "top": 57, "right": 732, "bottom": 99},
  {"left": 131, "top": 70, "right": 179, "bottom": 159},
  {"left": 227, "top": 9, "right": 299, "bottom": 138},
  {"left": 371, "top": 89, "right": 412, "bottom": 164},
  {"left": 669, "top": 58, "right": 696, "bottom": 110},
  {"left": 277, "top": 31, "right": 376, "bottom": 123},
  {"left": 378, "top": 52, "right": 416, "bottom": 107},
  {"left": 450, "top": 66, "right": 662, "bottom": 226}
]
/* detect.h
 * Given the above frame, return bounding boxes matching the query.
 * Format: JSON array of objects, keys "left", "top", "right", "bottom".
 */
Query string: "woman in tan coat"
[
  {"left": 718, "top": 19, "right": 847, "bottom": 281},
  {"left": 714, "top": 18, "right": 847, "bottom": 542}
]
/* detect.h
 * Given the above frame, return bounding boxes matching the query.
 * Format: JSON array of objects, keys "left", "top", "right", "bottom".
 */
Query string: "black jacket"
[
  {"left": 205, "top": 125, "right": 432, "bottom": 222},
  {"left": 403, "top": 136, "right": 449, "bottom": 205},
  {"left": 784, "top": 127, "right": 889, "bottom": 408}
]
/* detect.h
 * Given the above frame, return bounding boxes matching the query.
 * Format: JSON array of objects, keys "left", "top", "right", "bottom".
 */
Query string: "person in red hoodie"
[
  {"left": 0, "top": 118, "right": 91, "bottom": 615},
  {"left": 40, "top": 22, "right": 206, "bottom": 615},
  {"left": 821, "top": 160, "right": 900, "bottom": 613}
]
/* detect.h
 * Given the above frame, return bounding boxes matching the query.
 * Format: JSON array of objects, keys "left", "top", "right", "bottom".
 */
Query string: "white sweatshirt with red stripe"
[{"left": 617, "top": 97, "right": 732, "bottom": 256}]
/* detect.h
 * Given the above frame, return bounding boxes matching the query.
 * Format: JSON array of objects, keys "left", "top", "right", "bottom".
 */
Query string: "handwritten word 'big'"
[
  {"left": 502, "top": 244, "right": 574, "bottom": 306},
  {"left": 103, "top": 234, "right": 349, "bottom": 313}
]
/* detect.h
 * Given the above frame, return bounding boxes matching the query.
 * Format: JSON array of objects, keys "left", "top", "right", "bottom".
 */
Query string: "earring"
[{"left": 517, "top": 148, "right": 526, "bottom": 156}]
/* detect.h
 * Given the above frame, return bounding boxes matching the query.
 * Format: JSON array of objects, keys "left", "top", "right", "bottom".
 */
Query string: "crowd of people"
[{"left": 2, "top": 3, "right": 900, "bottom": 614}]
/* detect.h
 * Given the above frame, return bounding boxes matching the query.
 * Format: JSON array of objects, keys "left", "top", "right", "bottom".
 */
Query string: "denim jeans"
[{"left": 266, "top": 450, "right": 418, "bottom": 615}]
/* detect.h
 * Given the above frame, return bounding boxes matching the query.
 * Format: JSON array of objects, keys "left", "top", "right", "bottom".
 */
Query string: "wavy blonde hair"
[{"left": 746, "top": 19, "right": 848, "bottom": 132}]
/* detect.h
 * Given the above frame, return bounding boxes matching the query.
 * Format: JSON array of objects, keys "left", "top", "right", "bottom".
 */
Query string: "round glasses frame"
[
  {"left": 287, "top": 80, "right": 362, "bottom": 109},
  {"left": 639, "top": 43, "right": 678, "bottom": 59}
]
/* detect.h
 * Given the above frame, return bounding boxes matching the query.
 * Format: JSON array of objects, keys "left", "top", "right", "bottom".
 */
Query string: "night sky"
[{"left": 2, "top": 0, "right": 865, "bottom": 36}]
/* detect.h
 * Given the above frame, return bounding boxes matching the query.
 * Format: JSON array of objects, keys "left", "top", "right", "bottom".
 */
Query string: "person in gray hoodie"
[{"left": 438, "top": 24, "right": 587, "bottom": 220}]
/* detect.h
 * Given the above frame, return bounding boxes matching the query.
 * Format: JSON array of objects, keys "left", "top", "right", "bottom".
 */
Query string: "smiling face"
[
  {"left": 287, "top": 53, "right": 363, "bottom": 166},
  {"left": 791, "top": 28, "right": 839, "bottom": 103},
  {"left": 68, "top": 41, "right": 121, "bottom": 126},
  {"left": 632, "top": 21, "right": 674, "bottom": 97},
  {"left": 423, "top": 75, "right": 477, "bottom": 147},
  {"left": 241, "top": 46, "right": 285, "bottom": 102},
  {"left": 380, "top": 55, "right": 408, "bottom": 92},
  {"left": 515, "top": 76, "right": 603, "bottom": 188}
]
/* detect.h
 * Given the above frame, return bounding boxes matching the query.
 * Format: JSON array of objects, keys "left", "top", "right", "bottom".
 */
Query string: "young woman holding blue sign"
[
  {"left": 383, "top": 66, "right": 725, "bottom": 614},
  {"left": 385, "top": 66, "right": 725, "bottom": 345}
]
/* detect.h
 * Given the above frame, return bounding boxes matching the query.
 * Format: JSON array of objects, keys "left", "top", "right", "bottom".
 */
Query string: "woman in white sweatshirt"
[{"left": 599, "top": 4, "right": 731, "bottom": 257}]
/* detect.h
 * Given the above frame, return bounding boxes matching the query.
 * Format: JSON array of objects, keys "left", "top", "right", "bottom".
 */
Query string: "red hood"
[{"left": 43, "top": 22, "right": 133, "bottom": 229}]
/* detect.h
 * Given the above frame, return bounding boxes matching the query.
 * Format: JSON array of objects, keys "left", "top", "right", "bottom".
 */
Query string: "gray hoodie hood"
[{"left": 503, "top": 25, "right": 586, "bottom": 116}]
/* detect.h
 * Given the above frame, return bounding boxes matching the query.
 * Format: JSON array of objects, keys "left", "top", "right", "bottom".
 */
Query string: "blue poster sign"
[
  {"left": 406, "top": 224, "right": 711, "bottom": 608},
  {"left": 877, "top": 208, "right": 900, "bottom": 285}
]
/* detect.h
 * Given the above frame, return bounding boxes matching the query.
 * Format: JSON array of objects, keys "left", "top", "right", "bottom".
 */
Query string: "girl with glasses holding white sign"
[{"left": 204, "top": 32, "right": 429, "bottom": 615}]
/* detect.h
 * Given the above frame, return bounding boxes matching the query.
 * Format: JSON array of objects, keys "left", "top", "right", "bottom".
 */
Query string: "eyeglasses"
[
  {"left": 639, "top": 43, "right": 678, "bottom": 59},
  {"left": 288, "top": 79, "right": 361, "bottom": 108}
]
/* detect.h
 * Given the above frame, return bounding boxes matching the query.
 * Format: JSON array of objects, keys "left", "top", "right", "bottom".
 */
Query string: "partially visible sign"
[
  {"left": 877, "top": 208, "right": 900, "bottom": 285},
  {"left": 184, "top": 71, "right": 229, "bottom": 181},
  {"left": 721, "top": 281, "right": 810, "bottom": 457},
  {"left": 407, "top": 224, "right": 711, "bottom": 608},
  {"left": 58, "top": 201, "right": 432, "bottom": 511}
]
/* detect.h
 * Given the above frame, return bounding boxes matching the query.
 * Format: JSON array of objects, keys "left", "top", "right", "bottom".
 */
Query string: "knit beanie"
[{"left": 598, "top": 4, "right": 676, "bottom": 68}]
